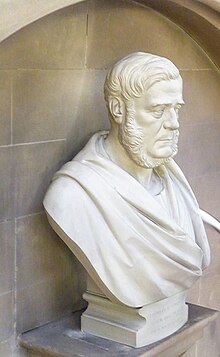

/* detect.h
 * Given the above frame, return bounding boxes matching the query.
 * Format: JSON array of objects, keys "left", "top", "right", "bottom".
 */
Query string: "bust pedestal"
[
  {"left": 19, "top": 303, "right": 219, "bottom": 357},
  {"left": 81, "top": 278, "right": 188, "bottom": 347}
]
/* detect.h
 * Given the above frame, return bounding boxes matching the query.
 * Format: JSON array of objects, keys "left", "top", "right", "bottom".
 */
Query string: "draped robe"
[{"left": 43, "top": 131, "right": 210, "bottom": 307}]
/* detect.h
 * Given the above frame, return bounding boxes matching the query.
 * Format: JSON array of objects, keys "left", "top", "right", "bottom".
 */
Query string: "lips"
[
  {"left": 159, "top": 137, "right": 174, "bottom": 142},
  {"left": 159, "top": 131, "right": 179, "bottom": 142}
]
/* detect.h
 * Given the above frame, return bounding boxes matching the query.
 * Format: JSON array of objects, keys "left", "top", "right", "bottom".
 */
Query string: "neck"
[{"left": 104, "top": 128, "right": 153, "bottom": 188}]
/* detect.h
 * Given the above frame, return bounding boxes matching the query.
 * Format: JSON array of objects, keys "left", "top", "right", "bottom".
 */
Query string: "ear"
[{"left": 109, "top": 97, "right": 124, "bottom": 124}]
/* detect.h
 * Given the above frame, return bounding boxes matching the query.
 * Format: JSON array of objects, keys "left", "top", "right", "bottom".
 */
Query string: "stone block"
[
  {"left": 0, "top": 71, "right": 11, "bottom": 146},
  {"left": 176, "top": 122, "right": 220, "bottom": 179},
  {"left": 19, "top": 304, "right": 219, "bottom": 357},
  {"left": 186, "top": 279, "right": 200, "bottom": 305},
  {"left": 13, "top": 70, "right": 77, "bottom": 144},
  {"left": 189, "top": 173, "right": 220, "bottom": 219},
  {"left": 0, "top": 3, "right": 87, "bottom": 69},
  {"left": 87, "top": 0, "right": 212, "bottom": 70},
  {"left": 199, "top": 273, "right": 220, "bottom": 309},
  {"left": 201, "top": 226, "right": 220, "bottom": 276},
  {"left": 0, "top": 292, "right": 14, "bottom": 342},
  {"left": 0, "top": 146, "right": 14, "bottom": 220},
  {"left": 196, "top": 314, "right": 220, "bottom": 357},
  {"left": 13, "top": 69, "right": 108, "bottom": 147},
  {"left": 0, "top": 339, "right": 13, "bottom": 357},
  {"left": 16, "top": 212, "right": 85, "bottom": 332},
  {"left": 0, "top": 221, "right": 15, "bottom": 295},
  {"left": 181, "top": 70, "right": 220, "bottom": 125},
  {"left": 14, "top": 140, "right": 66, "bottom": 217},
  {"left": 17, "top": 346, "right": 29, "bottom": 357},
  {"left": 65, "top": 69, "right": 109, "bottom": 159},
  {"left": 196, "top": 274, "right": 220, "bottom": 356},
  {"left": 0, "top": 140, "right": 66, "bottom": 220},
  {"left": 181, "top": 344, "right": 197, "bottom": 357}
]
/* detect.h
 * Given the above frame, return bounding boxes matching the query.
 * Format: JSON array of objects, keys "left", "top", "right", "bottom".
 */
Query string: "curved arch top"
[
  {"left": 0, "top": 0, "right": 219, "bottom": 67},
  {"left": 137, "top": 0, "right": 220, "bottom": 68},
  {"left": 0, "top": 0, "right": 84, "bottom": 43},
  {"left": 198, "top": 0, "right": 220, "bottom": 13}
]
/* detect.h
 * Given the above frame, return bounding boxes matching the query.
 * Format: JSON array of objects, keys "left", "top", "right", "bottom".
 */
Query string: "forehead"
[{"left": 143, "top": 78, "right": 183, "bottom": 106}]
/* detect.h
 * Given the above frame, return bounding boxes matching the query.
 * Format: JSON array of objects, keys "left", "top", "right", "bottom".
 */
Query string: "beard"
[{"left": 118, "top": 102, "right": 179, "bottom": 169}]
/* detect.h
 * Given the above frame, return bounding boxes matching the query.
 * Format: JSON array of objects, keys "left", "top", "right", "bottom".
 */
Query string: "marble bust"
[{"left": 43, "top": 52, "right": 211, "bottom": 346}]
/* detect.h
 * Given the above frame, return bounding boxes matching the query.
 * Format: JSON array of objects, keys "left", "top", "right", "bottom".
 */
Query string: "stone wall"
[{"left": 0, "top": 1, "right": 219, "bottom": 356}]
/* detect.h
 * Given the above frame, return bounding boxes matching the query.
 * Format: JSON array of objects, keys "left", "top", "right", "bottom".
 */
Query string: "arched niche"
[
  {"left": 0, "top": 0, "right": 219, "bottom": 68},
  {"left": 0, "top": 2, "right": 219, "bottom": 355}
]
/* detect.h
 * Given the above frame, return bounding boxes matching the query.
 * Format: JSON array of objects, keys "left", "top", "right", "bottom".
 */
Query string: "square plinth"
[
  {"left": 19, "top": 304, "right": 218, "bottom": 357},
  {"left": 81, "top": 291, "right": 188, "bottom": 347}
]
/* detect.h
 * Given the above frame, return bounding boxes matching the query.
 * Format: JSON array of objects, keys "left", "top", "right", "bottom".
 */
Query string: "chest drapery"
[{"left": 43, "top": 132, "right": 210, "bottom": 307}]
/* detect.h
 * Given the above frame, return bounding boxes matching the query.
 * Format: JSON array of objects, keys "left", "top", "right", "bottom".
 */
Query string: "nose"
[{"left": 163, "top": 108, "right": 179, "bottom": 130}]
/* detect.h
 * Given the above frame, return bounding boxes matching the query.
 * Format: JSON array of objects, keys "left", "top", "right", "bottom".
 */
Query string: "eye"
[
  {"left": 174, "top": 104, "right": 182, "bottom": 113},
  {"left": 152, "top": 106, "right": 165, "bottom": 118}
]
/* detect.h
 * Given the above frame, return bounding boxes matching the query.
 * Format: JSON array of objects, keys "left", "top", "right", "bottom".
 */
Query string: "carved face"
[{"left": 119, "top": 77, "right": 184, "bottom": 168}]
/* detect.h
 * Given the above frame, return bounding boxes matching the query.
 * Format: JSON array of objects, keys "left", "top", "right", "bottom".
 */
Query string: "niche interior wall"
[{"left": 0, "top": 1, "right": 219, "bottom": 356}]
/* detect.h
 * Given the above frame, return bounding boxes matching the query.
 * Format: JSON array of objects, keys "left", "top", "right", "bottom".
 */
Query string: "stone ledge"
[{"left": 19, "top": 303, "right": 218, "bottom": 357}]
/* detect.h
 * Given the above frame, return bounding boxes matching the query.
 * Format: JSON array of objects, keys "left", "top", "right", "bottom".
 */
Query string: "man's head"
[{"left": 104, "top": 52, "right": 184, "bottom": 168}]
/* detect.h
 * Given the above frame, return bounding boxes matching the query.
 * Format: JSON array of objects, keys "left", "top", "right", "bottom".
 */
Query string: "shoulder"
[
  {"left": 45, "top": 175, "right": 82, "bottom": 199},
  {"left": 43, "top": 175, "right": 88, "bottom": 219}
]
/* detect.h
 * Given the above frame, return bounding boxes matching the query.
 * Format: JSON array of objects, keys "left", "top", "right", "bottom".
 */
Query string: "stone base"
[
  {"left": 19, "top": 304, "right": 219, "bottom": 357},
  {"left": 81, "top": 291, "right": 188, "bottom": 347}
]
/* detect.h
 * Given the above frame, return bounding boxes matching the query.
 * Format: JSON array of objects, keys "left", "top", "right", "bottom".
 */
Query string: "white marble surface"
[
  {"left": 44, "top": 52, "right": 211, "bottom": 345},
  {"left": 82, "top": 291, "right": 188, "bottom": 347},
  {"left": 44, "top": 53, "right": 210, "bottom": 309}
]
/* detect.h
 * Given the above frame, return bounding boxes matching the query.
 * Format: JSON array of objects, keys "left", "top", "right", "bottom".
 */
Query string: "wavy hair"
[{"left": 104, "top": 52, "right": 180, "bottom": 111}]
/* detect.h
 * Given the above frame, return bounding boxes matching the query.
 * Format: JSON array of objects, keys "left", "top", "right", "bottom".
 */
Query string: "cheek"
[
  {"left": 136, "top": 111, "right": 156, "bottom": 126},
  {"left": 143, "top": 122, "right": 163, "bottom": 139}
]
